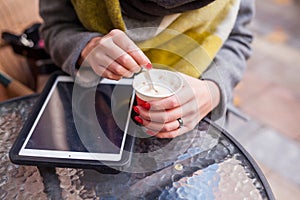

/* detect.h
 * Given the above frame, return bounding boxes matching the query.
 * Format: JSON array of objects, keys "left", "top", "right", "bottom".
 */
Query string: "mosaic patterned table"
[{"left": 0, "top": 95, "right": 274, "bottom": 199}]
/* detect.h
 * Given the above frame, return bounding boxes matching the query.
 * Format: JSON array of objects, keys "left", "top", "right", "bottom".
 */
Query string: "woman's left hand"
[{"left": 133, "top": 73, "right": 220, "bottom": 138}]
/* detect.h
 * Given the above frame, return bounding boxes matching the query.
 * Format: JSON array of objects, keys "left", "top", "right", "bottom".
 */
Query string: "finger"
[
  {"left": 106, "top": 60, "right": 134, "bottom": 78},
  {"left": 92, "top": 64, "right": 122, "bottom": 80},
  {"left": 138, "top": 97, "right": 198, "bottom": 123},
  {"left": 153, "top": 117, "right": 198, "bottom": 138},
  {"left": 114, "top": 53, "right": 142, "bottom": 73},
  {"left": 98, "top": 36, "right": 139, "bottom": 73},
  {"left": 105, "top": 30, "right": 146, "bottom": 73},
  {"left": 89, "top": 50, "right": 134, "bottom": 78},
  {"left": 103, "top": 41, "right": 138, "bottom": 71},
  {"left": 154, "top": 127, "right": 190, "bottom": 138},
  {"left": 109, "top": 30, "right": 151, "bottom": 66},
  {"left": 150, "top": 85, "right": 194, "bottom": 111},
  {"left": 141, "top": 117, "right": 181, "bottom": 132},
  {"left": 138, "top": 105, "right": 182, "bottom": 123},
  {"left": 146, "top": 113, "right": 200, "bottom": 138},
  {"left": 127, "top": 49, "right": 151, "bottom": 68}
]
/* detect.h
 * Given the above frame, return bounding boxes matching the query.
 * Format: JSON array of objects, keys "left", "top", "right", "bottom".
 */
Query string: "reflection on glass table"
[{"left": 0, "top": 95, "right": 274, "bottom": 200}]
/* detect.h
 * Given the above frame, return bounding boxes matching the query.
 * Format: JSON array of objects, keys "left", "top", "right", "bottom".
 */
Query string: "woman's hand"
[
  {"left": 133, "top": 73, "right": 221, "bottom": 138},
  {"left": 77, "top": 29, "right": 151, "bottom": 80}
]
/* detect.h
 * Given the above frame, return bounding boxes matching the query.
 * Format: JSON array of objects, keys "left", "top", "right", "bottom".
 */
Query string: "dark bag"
[
  {"left": 1, "top": 23, "right": 59, "bottom": 75},
  {"left": 2, "top": 23, "right": 50, "bottom": 60}
]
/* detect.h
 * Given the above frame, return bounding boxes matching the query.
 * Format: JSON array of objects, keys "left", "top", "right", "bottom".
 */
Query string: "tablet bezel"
[{"left": 9, "top": 72, "right": 135, "bottom": 171}]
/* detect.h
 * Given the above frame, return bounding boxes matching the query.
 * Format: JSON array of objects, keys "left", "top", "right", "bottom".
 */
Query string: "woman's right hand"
[{"left": 77, "top": 29, "right": 151, "bottom": 80}]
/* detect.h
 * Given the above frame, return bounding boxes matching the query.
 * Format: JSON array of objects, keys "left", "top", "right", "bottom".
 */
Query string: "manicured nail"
[
  {"left": 146, "top": 129, "right": 157, "bottom": 136},
  {"left": 141, "top": 102, "right": 150, "bottom": 110},
  {"left": 133, "top": 106, "right": 140, "bottom": 115},
  {"left": 134, "top": 116, "right": 143, "bottom": 124},
  {"left": 145, "top": 63, "right": 152, "bottom": 69}
]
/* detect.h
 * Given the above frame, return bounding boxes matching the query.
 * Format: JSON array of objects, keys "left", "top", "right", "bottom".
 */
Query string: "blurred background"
[
  {"left": 0, "top": 0, "right": 299, "bottom": 199},
  {"left": 229, "top": 0, "right": 300, "bottom": 199}
]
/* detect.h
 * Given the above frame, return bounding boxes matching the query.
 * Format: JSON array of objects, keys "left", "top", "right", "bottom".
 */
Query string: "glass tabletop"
[{"left": 0, "top": 95, "right": 274, "bottom": 200}]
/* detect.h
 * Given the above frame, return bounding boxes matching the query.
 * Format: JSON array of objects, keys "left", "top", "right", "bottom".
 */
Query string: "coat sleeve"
[
  {"left": 201, "top": 0, "right": 255, "bottom": 120},
  {"left": 39, "top": 0, "right": 101, "bottom": 77}
]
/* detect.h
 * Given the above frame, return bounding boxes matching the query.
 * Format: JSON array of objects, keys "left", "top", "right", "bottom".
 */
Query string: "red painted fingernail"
[
  {"left": 141, "top": 102, "right": 151, "bottom": 110},
  {"left": 145, "top": 63, "right": 152, "bottom": 69},
  {"left": 146, "top": 129, "right": 157, "bottom": 136},
  {"left": 134, "top": 116, "right": 143, "bottom": 124},
  {"left": 133, "top": 106, "right": 140, "bottom": 115}
]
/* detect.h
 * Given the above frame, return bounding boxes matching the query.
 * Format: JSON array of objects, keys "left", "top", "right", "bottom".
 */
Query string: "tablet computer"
[{"left": 10, "top": 72, "right": 136, "bottom": 172}]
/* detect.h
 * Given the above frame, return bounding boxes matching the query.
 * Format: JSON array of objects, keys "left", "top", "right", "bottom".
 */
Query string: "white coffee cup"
[{"left": 133, "top": 69, "right": 183, "bottom": 101}]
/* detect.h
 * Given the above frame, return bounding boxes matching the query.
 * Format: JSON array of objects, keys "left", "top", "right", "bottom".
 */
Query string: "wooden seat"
[{"left": 0, "top": 0, "right": 42, "bottom": 101}]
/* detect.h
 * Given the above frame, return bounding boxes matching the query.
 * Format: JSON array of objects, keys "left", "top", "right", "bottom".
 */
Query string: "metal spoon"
[{"left": 142, "top": 66, "right": 158, "bottom": 93}]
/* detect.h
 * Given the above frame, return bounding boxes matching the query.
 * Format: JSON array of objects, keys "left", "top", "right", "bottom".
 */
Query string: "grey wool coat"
[{"left": 39, "top": 0, "right": 255, "bottom": 121}]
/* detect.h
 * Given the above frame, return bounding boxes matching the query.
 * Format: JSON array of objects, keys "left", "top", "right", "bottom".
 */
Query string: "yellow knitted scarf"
[{"left": 71, "top": 0, "right": 240, "bottom": 78}]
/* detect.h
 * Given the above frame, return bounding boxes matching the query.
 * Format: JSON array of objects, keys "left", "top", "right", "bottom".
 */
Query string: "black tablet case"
[{"left": 9, "top": 71, "right": 135, "bottom": 173}]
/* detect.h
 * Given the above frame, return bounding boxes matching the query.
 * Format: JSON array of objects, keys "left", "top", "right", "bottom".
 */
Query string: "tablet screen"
[{"left": 19, "top": 76, "right": 134, "bottom": 162}]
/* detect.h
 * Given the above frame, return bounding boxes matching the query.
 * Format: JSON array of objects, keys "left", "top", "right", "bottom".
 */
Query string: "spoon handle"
[{"left": 143, "top": 69, "right": 157, "bottom": 91}]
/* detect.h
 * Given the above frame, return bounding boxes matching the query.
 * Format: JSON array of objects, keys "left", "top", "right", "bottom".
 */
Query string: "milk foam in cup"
[{"left": 133, "top": 69, "right": 183, "bottom": 101}]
